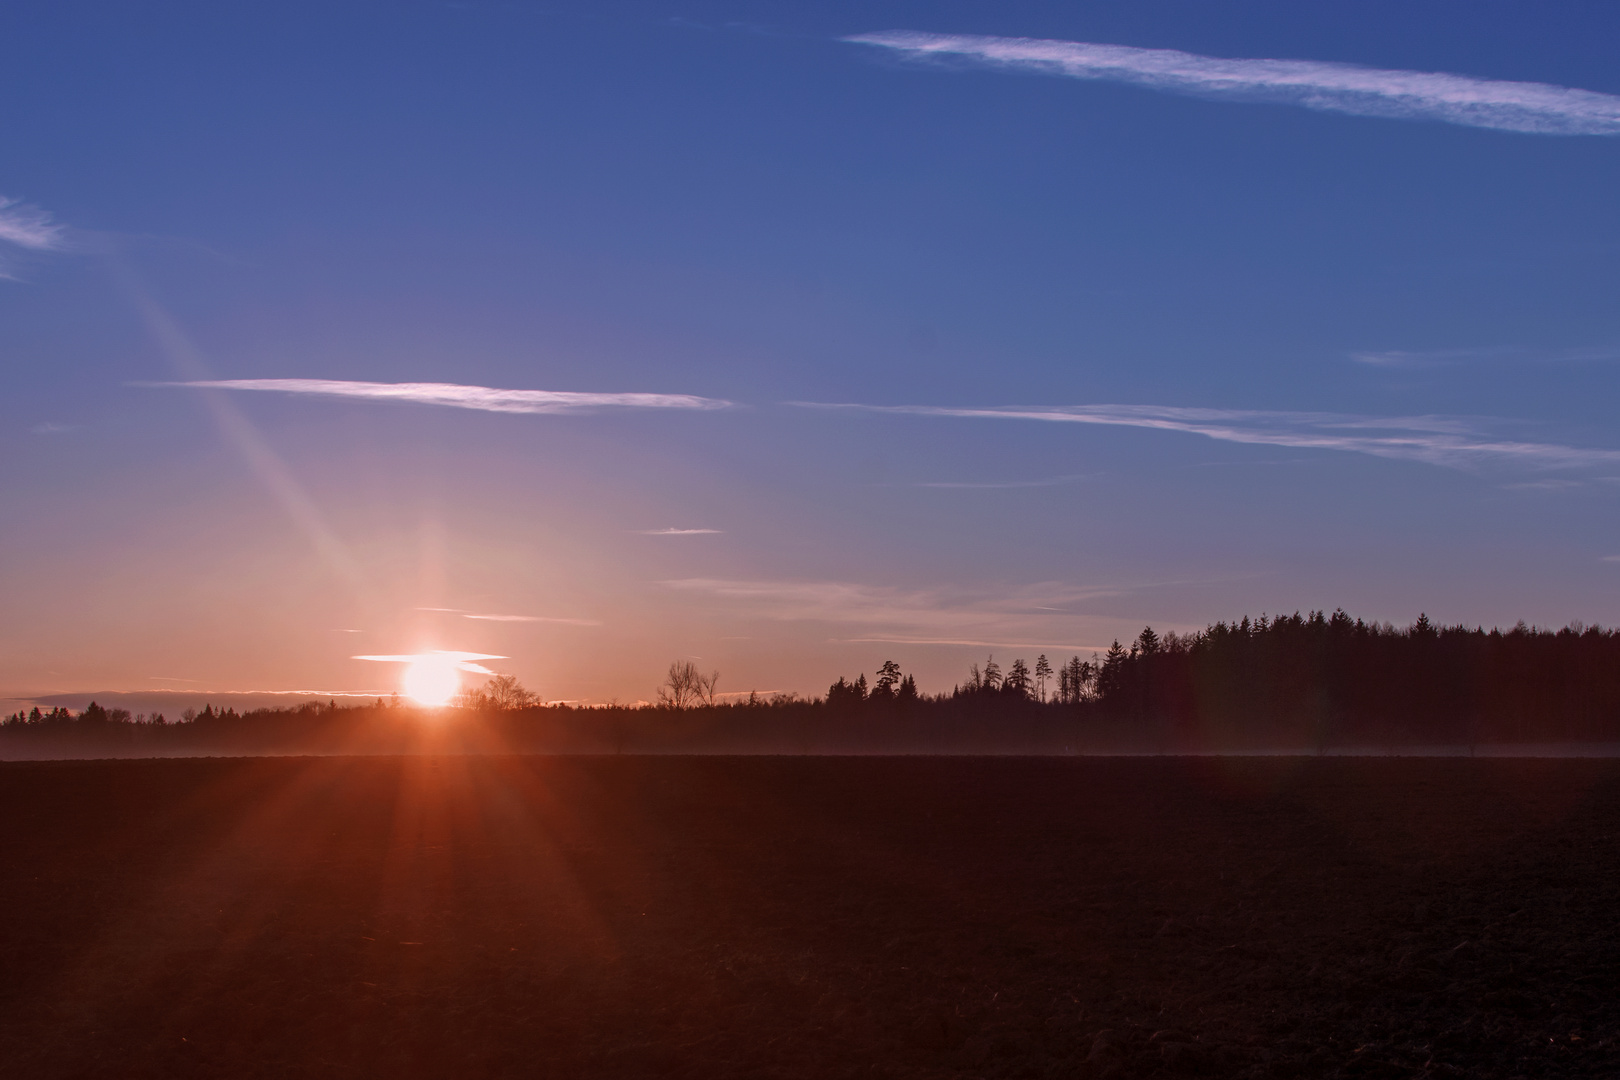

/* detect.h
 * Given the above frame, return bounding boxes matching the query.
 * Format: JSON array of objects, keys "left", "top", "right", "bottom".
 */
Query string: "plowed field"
[{"left": 2, "top": 756, "right": 1617, "bottom": 1078}]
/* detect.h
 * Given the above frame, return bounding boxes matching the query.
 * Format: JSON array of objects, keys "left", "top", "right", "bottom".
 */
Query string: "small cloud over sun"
[
  {"left": 352, "top": 650, "right": 507, "bottom": 707},
  {"left": 415, "top": 606, "right": 598, "bottom": 625}
]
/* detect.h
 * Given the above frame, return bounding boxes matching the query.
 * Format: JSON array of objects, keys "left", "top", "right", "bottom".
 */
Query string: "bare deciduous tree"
[
  {"left": 488, "top": 674, "right": 539, "bottom": 709},
  {"left": 658, "top": 660, "right": 718, "bottom": 708},
  {"left": 457, "top": 673, "right": 539, "bottom": 710}
]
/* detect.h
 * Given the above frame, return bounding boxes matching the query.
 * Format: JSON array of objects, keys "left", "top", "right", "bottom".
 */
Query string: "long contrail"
[
  {"left": 799, "top": 402, "right": 1620, "bottom": 471},
  {"left": 846, "top": 31, "right": 1620, "bottom": 136},
  {"left": 149, "top": 378, "right": 733, "bottom": 415}
]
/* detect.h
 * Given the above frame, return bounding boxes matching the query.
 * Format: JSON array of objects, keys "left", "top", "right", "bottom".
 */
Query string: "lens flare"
[{"left": 402, "top": 656, "right": 461, "bottom": 707}]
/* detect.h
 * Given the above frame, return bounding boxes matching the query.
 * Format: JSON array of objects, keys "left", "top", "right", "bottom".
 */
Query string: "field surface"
[{"left": 2, "top": 756, "right": 1618, "bottom": 1079}]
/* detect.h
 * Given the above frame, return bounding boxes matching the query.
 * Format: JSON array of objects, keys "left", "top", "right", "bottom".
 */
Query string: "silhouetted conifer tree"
[
  {"left": 897, "top": 674, "right": 918, "bottom": 704},
  {"left": 872, "top": 660, "right": 901, "bottom": 701},
  {"left": 1004, "top": 659, "right": 1031, "bottom": 698}
]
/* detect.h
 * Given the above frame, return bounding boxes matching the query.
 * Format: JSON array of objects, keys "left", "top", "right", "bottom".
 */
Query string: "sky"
[{"left": 4, "top": 0, "right": 1620, "bottom": 705}]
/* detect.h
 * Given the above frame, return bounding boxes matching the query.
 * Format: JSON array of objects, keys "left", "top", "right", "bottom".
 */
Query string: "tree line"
[
  {"left": 10, "top": 610, "right": 1620, "bottom": 750},
  {"left": 819, "top": 609, "right": 1620, "bottom": 744}
]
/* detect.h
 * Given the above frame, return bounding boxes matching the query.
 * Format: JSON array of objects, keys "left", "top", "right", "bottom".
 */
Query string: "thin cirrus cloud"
[
  {"left": 0, "top": 196, "right": 65, "bottom": 251},
  {"left": 913, "top": 474, "right": 1092, "bottom": 489},
  {"left": 0, "top": 196, "right": 67, "bottom": 280},
  {"left": 463, "top": 614, "right": 602, "bottom": 626},
  {"left": 637, "top": 527, "right": 723, "bottom": 535},
  {"left": 149, "top": 379, "right": 733, "bottom": 415},
  {"left": 1349, "top": 348, "right": 1512, "bottom": 369},
  {"left": 353, "top": 650, "right": 507, "bottom": 676},
  {"left": 415, "top": 607, "right": 599, "bottom": 626},
  {"left": 799, "top": 402, "right": 1620, "bottom": 472},
  {"left": 845, "top": 31, "right": 1620, "bottom": 137},
  {"left": 658, "top": 576, "right": 1176, "bottom": 651},
  {"left": 1351, "top": 346, "right": 1620, "bottom": 368}
]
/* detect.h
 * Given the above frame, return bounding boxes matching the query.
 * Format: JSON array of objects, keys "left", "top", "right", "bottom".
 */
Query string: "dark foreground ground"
[{"left": 2, "top": 757, "right": 1617, "bottom": 1079}]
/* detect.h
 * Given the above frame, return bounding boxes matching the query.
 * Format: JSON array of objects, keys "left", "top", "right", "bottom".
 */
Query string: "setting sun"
[
  {"left": 402, "top": 655, "right": 461, "bottom": 707},
  {"left": 351, "top": 650, "right": 504, "bottom": 707}
]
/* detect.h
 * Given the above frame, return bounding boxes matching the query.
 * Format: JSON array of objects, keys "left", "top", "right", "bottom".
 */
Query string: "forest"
[{"left": 8, "top": 610, "right": 1620, "bottom": 755}]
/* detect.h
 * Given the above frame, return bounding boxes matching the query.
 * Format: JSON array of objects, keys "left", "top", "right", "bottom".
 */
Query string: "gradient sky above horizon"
[{"left": 5, "top": 0, "right": 1620, "bottom": 704}]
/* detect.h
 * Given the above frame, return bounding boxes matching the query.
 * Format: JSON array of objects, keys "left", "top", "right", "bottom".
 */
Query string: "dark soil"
[{"left": 1, "top": 756, "right": 1617, "bottom": 1078}]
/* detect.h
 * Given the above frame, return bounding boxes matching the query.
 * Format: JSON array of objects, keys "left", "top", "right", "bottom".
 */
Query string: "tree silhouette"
[
  {"left": 1004, "top": 658, "right": 1031, "bottom": 698},
  {"left": 827, "top": 675, "right": 867, "bottom": 707},
  {"left": 897, "top": 674, "right": 919, "bottom": 704},
  {"left": 1034, "top": 655, "right": 1053, "bottom": 702},
  {"left": 459, "top": 674, "right": 539, "bottom": 710},
  {"left": 872, "top": 660, "right": 902, "bottom": 701},
  {"left": 1056, "top": 656, "right": 1093, "bottom": 705},
  {"left": 659, "top": 661, "right": 719, "bottom": 708},
  {"left": 1098, "top": 641, "right": 1128, "bottom": 700}
]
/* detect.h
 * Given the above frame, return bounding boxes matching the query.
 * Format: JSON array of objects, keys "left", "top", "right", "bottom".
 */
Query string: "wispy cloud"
[
  {"left": 148, "top": 378, "right": 732, "bottom": 414},
  {"left": 416, "top": 606, "right": 599, "bottom": 625},
  {"left": 914, "top": 473, "right": 1091, "bottom": 489},
  {"left": 1351, "top": 345, "right": 1620, "bottom": 368},
  {"left": 0, "top": 196, "right": 66, "bottom": 251},
  {"left": 129, "top": 688, "right": 384, "bottom": 697},
  {"left": 1349, "top": 348, "right": 1510, "bottom": 369},
  {"left": 353, "top": 650, "right": 507, "bottom": 676},
  {"left": 840, "top": 635, "right": 1106, "bottom": 650},
  {"left": 1502, "top": 478, "right": 1585, "bottom": 492},
  {"left": 799, "top": 402, "right": 1620, "bottom": 471},
  {"left": 462, "top": 613, "right": 602, "bottom": 625},
  {"left": 846, "top": 31, "right": 1620, "bottom": 136},
  {"left": 637, "top": 527, "right": 724, "bottom": 535},
  {"left": 29, "top": 422, "right": 75, "bottom": 435},
  {"left": 0, "top": 196, "right": 67, "bottom": 280},
  {"left": 354, "top": 650, "right": 507, "bottom": 662},
  {"left": 659, "top": 576, "right": 1188, "bottom": 651}
]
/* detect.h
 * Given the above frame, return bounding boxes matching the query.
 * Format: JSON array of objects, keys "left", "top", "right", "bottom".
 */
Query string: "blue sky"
[{"left": 4, "top": 1, "right": 1620, "bottom": 702}]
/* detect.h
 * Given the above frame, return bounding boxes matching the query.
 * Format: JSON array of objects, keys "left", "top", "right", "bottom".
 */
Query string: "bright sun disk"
[{"left": 402, "top": 655, "right": 461, "bottom": 707}]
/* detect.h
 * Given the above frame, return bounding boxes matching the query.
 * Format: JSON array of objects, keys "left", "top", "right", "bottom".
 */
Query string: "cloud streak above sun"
[
  {"left": 416, "top": 606, "right": 600, "bottom": 625},
  {"left": 153, "top": 378, "right": 732, "bottom": 414},
  {"left": 802, "top": 402, "right": 1620, "bottom": 471},
  {"left": 353, "top": 650, "right": 506, "bottom": 676},
  {"left": 846, "top": 31, "right": 1620, "bottom": 136}
]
